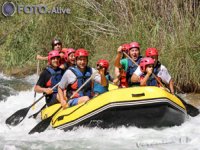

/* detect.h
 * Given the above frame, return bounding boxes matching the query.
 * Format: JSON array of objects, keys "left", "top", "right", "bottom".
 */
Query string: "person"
[
  {"left": 139, "top": 57, "right": 160, "bottom": 86},
  {"left": 60, "top": 48, "right": 76, "bottom": 70},
  {"left": 114, "top": 42, "right": 142, "bottom": 87},
  {"left": 113, "top": 43, "right": 129, "bottom": 87},
  {"left": 93, "top": 59, "right": 113, "bottom": 96},
  {"left": 34, "top": 50, "right": 64, "bottom": 106},
  {"left": 131, "top": 48, "right": 175, "bottom": 94},
  {"left": 36, "top": 38, "right": 62, "bottom": 61},
  {"left": 57, "top": 48, "right": 107, "bottom": 109}
]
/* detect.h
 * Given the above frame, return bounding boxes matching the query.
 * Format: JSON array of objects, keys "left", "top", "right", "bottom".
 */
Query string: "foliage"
[{"left": 0, "top": 0, "right": 200, "bottom": 92}]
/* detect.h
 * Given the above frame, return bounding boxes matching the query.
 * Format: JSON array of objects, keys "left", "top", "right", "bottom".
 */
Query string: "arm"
[
  {"left": 169, "top": 79, "right": 174, "bottom": 95},
  {"left": 140, "top": 67, "right": 153, "bottom": 86},
  {"left": 140, "top": 74, "right": 150, "bottom": 86},
  {"left": 114, "top": 46, "right": 123, "bottom": 68},
  {"left": 131, "top": 73, "right": 140, "bottom": 83},
  {"left": 157, "top": 65, "right": 174, "bottom": 94},
  {"left": 57, "top": 70, "right": 75, "bottom": 108},
  {"left": 57, "top": 86, "right": 68, "bottom": 109},
  {"left": 99, "top": 68, "right": 107, "bottom": 87},
  {"left": 36, "top": 55, "right": 48, "bottom": 61},
  {"left": 34, "top": 85, "right": 53, "bottom": 95},
  {"left": 34, "top": 70, "right": 53, "bottom": 94},
  {"left": 131, "top": 66, "right": 142, "bottom": 83}
]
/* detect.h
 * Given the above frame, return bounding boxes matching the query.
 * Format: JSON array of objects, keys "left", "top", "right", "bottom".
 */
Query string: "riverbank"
[
  {"left": 186, "top": 94, "right": 200, "bottom": 107},
  {"left": 1, "top": 66, "right": 36, "bottom": 78}
]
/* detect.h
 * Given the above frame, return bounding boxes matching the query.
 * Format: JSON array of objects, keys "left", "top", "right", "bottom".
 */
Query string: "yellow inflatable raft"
[{"left": 41, "top": 86, "right": 187, "bottom": 130}]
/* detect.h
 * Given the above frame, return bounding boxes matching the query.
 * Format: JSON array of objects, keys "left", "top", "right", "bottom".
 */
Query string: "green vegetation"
[{"left": 0, "top": 0, "right": 200, "bottom": 92}]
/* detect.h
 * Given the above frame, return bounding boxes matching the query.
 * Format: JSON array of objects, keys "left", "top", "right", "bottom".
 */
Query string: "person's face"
[
  {"left": 150, "top": 55, "right": 158, "bottom": 66},
  {"left": 76, "top": 56, "right": 87, "bottom": 70},
  {"left": 68, "top": 53, "right": 75, "bottom": 65},
  {"left": 51, "top": 56, "right": 60, "bottom": 68},
  {"left": 145, "top": 65, "right": 153, "bottom": 73},
  {"left": 129, "top": 48, "right": 140, "bottom": 61},
  {"left": 53, "top": 43, "right": 62, "bottom": 51}
]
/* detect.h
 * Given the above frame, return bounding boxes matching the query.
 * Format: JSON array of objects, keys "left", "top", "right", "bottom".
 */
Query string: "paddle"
[
  {"left": 32, "top": 60, "right": 40, "bottom": 110},
  {"left": 28, "top": 104, "right": 46, "bottom": 119},
  {"left": 28, "top": 71, "right": 98, "bottom": 134},
  {"left": 175, "top": 93, "right": 199, "bottom": 117},
  {"left": 5, "top": 83, "right": 59, "bottom": 126},
  {"left": 123, "top": 52, "right": 199, "bottom": 117}
]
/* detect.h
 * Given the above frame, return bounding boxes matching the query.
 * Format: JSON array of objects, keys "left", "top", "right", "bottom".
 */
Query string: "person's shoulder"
[
  {"left": 120, "top": 58, "right": 128, "bottom": 63},
  {"left": 160, "top": 64, "right": 168, "bottom": 70},
  {"left": 40, "top": 68, "right": 51, "bottom": 76}
]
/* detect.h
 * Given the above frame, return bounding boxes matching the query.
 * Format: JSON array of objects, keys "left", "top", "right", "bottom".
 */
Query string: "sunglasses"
[{"left": 54, "top": 43, "right": 61, "bottom": 46}]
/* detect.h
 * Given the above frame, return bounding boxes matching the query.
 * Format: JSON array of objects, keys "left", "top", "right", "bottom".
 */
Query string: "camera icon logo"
[{"left": 2, "top": 2, "right": 16, "bottom": 17}]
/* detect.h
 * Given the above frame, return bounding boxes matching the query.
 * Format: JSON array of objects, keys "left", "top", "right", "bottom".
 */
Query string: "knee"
[{"left": 78, "top": 96, "right": 89, "bottom": 104}]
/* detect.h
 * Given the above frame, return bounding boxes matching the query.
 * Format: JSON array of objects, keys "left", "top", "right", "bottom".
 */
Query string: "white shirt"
[
  {"left": 134, "top": 65, "right": 172, "bottom": 84},
  {"left": 59, "top": 67, "right": 101, "bottom": 89}
]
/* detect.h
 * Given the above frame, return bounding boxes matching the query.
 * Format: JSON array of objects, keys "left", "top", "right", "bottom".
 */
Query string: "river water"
[{"left": 0, "top": 73, "right": 200, "bottom": 150}]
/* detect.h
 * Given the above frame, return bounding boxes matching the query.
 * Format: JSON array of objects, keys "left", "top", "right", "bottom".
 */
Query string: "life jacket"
[
  {"left": 45, "top": 67, "right": 63, "bottom": 93},
  {"left": 126, "top": 56, "right": 142, "bottom": 86},
  {"left": 93, "top": 73, "right": 110, "bottom": 94},
  {"left": 118, "top": 69, "right": 128, "bottom": 88},
  {"left": 67, "top": 66, "right": 93, "bottom": 98}
]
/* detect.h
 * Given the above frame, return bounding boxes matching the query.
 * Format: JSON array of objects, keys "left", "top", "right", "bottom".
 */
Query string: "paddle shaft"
[
  {"left": 30, "top": 83, "right": 59, "bottom": 108},
  {"left": 33, "top": 60, "right": 40, "bottom": 109}
]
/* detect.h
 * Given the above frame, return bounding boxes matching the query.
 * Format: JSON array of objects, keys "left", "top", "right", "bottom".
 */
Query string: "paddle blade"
[
  {"left": 29, "top": 117, "right": 52, "bottom": 134},
  {"left": 5, "top": 107, "right": 29, "bottom": 126},
  {"left": 176, "top": 94, "right": 199, "bottom": 117},
  {"left": 185, "top": 103, "right": 199, "bottom": 117}
]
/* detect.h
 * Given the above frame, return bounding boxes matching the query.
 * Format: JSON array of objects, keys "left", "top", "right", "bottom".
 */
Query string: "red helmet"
[
  {"left": 97, "top": 59, "right": 109, "bottom": 70},
  {"left": 140, "top": 57, "right": 154, "bottom": 72},
  {"left": 75, "top": 48, "right": 89, "bottom": 58},
  {"left": 51, "top": 38, "right": 62, "bottom": 49},
  {"left": 145, "top": 48, "right": 158, "bottom": 57},
  {"left": 61, "top": 48, "right": 68, "bottom": 54},
  {"left": 64, "top": 48, "right": 75, "bottom": 60},
  {"left": 121, "top": 43, "right": 130, "bottom": 51},
  {"left": 129, "top": 42, "right": 140, "bottom": 49},
  {"left": 48, "top": 50, "right": 60, "bottom": 65}
]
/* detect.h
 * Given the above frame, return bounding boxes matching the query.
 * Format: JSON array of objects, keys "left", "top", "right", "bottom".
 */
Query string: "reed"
[{"left": 0, "top": 0, "right": 199, "bottom": 92}]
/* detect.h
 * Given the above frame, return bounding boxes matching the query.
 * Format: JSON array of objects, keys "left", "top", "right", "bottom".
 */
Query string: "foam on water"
[{"left": 0, "top": 74, "right": 200, "bottom": 149}]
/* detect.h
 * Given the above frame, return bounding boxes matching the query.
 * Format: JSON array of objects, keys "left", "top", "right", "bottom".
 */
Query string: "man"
[
  {"left": 57, "top": 48, "right": 107, "bottom": 109},
  {"left": 36, "top": 38, "right": 62, "bottom": 61},
  {"left": 131, "top": 48, "right": 175, "bottom": 94},
  {"left": 34, "top": 50, "right": 64, "bottom": 106},
  {"left": 114, "top": 42, "right": 142, "bottom": 87}
]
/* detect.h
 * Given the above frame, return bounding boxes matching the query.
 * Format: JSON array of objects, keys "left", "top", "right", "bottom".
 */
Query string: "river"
[{"left": 0, "top": 73, "right": 200, "bottom": 150}]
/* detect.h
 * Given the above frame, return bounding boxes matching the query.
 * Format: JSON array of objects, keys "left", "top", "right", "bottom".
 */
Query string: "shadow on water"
[{"left": 0, "top": 77, "right": 32, "bottom": 101}]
